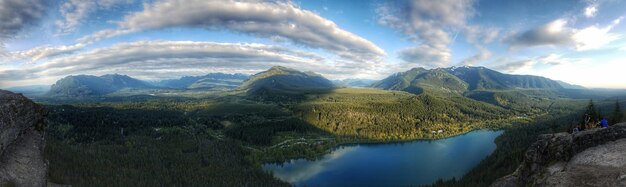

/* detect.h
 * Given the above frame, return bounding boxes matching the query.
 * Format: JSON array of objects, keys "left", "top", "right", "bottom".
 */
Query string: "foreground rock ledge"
[
  {"left": 0, "top": 90, "right": 48, "bottom": 187},
  {"left": 492, "top": 123, "right": 626, "bottom": 187}
]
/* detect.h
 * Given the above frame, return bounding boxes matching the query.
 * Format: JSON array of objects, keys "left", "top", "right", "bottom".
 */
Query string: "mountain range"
[
  {"left": 371, "top": 66, "right": 568, "bottom": 95},
  {"left": 47, "top": 74, "right": 152, "bottom": 98},
  {"left": 5, "top": 85, "right": 51, "bottom": 96},
  {"left": 41, "top": 66, "right": 586, "bottom": 98},
  {"left": 46, "top": 73, "right": 249, "bottom": 98}
]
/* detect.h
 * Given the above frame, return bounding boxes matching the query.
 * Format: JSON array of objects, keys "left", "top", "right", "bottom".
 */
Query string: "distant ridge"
[
  {"left": 156, "top": 73, "right": 248, "bottom": 90},
  {"left": 5, "top": 85, "right": 50, "bottom": 96},
  {"left": 47, "top": 74, "right": 151, "bottom": 98},
  {"left": 555, "top": 80, "right": 586, "bottom": 89},
  {"left": 333, "top": 79, "right": 377, "bottom": 88}
]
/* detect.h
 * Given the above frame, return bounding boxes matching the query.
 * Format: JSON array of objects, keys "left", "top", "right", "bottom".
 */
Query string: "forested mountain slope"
[
  {"left": 294, "top": 88, "right": 518, "bottom": 140},
  {"left": 371, "top": 68, "right": 468, "bottom": 95},
  {"left": 443, "top": 66, "right": 563, "bottom": 90},
  {"left": 239, "top": 66, "right": 335, "bottom": 96},
  {"left": 373, "top": 66, "right": 565, "bottom": 95}
]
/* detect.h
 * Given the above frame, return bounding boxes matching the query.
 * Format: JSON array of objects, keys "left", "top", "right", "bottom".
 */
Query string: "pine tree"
[
  {"left": 581, "top": 99, "right": 598, "bottom": 127},
  {"left": 611, "top": 100, "right": 623, "bottom": 125},
  {"left": 598, "top": 108, "right": 604, "bottom": 120}
]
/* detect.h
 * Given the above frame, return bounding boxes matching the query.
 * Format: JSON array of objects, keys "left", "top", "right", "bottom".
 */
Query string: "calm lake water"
[{"left": 263, "top": 130, "right": 503, "bottom": 187}]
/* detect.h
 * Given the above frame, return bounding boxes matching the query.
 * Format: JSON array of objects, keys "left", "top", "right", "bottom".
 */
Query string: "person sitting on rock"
[{"left": 599, "top": 118, "right": 609, "bottom": 128}]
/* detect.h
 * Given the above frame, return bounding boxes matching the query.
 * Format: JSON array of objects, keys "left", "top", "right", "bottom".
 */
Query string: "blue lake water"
[{"left": 262, "top": 130, "right": 503, "bottom": 187}]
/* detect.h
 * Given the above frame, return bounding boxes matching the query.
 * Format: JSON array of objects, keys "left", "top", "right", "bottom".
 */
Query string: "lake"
[{"left": 263, "top": 130, "right": 504, "bottom": 187}]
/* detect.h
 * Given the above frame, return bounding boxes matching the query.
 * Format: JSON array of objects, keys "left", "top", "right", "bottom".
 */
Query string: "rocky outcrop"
[
  {"left": 0, "top": 90, "right": 48, "bottom": 187},
  {"left": 492, "top": 123, "right": 626, "bottom": 187}
]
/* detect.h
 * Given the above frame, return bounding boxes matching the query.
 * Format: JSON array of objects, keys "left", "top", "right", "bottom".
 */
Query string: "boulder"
[{"left": 0, "top": 90, "right": 48, "bottom": 187}]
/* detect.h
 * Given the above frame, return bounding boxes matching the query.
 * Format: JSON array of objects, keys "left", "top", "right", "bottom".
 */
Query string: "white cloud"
[
  {"left": 56, "top": 0, "right": 95, "bottom": 33},
  {"left": 56, "top": 0, "right": 133, "bottom": 34},
  {"left": 398, "top": 45, "right": 451, "bottom": 67},
  {"left": 464, "top": 26, "right": 500, "bottom": 45},
  {"left": 535, "top": 53, "right": 589, "bottom": 66},
  {"left": 506, "top": 19, "right": 574, "bottom": 49},
  {"left": 0, "top": 0, "right": 48, "bottom": 42},
  {"left": 460, "top": 47, "right": 492, "bottom": 66},
  {"left": 6, "top": 43, "right": 85, "bottom": 62},
  {"left": 76, "top": 28, "right": 134, "bottom": 44},
  {"left": 572, "top": 18, "right": 622, "bottom": 51},
  {"left": 537, "top": 54, "right": 568, "bottom": 65},
  {"left": 376, "top": 0, "right": 476, "bottom": 67},
  {"left": 507, "top": 17, "right": 622, "bottom": 51},
  {"left": 492, "top": 59, "right": 536, "bottom": 73},
  {"left": 584, "top": 4, "right": 598, "bottom": 18},
  {"left": 79, "top": 0, "right": 385, "bottom": 63},
  {"left": 490, "top": 53, "right": 589, "bottom": 74},
  {"left": 461, "top": 26, "right": 499, "bottom": 66}
]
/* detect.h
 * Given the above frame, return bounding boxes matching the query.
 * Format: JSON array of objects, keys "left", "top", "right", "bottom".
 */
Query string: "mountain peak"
[
  {"left": 101, "top": 73, "right": 130, "bottom": 77},
  {"left": 269, "top": 65, "right": 287, "bottom": 70},
  {"left": 239, "top": 66, "right": 334, "bottom": 95},
  {"left": 267, "top": 66, "right": 294, "bottom": 72},
  {"left": 409, "top": 67, "right": 426, "bottom": 71}
]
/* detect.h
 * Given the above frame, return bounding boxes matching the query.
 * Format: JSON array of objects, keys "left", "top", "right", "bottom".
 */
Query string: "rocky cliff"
[
  {"left": 0, "top": 90, "right": 48, "bottom": 187},
  {"left": 492, "top": 123, "right": 626, "bottom": 187}
]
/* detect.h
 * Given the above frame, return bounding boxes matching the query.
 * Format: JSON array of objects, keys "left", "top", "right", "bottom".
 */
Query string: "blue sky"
[{"left": 0, "top": 0, "right": 625, "bottom": 88}]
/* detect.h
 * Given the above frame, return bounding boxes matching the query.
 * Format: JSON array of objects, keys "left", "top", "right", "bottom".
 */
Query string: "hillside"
[
  {"left": 373, "top": 66, "right": 565, "bottom": 95},
  {"left": 47, "top": 74, "right": 151, "bottom": 98},
  {"left": 156, "top": 73, "right": 248, "bottom": 90},
  {"left": 443, "top": 66, "right": 563, "bottom": 90},
  {"left": 294, "top": 88, "right": 516, "bottom": 140},
  {"left": 239, "top": 66, "right": 335, "bottom": 96},
  {"left": 463, "top": 89, "right": 567, "bottom": 113},
  {"left": 372, "top": 67, "right": 468, "bottom": 95}
]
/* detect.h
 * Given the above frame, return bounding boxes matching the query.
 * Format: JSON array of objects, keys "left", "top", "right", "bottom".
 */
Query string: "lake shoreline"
[
  {"left": 263, "top": 130, "right": 505, "bottom": 187},
  {"left": 254, "top": 126, "right": 508, "bottom": 165}
]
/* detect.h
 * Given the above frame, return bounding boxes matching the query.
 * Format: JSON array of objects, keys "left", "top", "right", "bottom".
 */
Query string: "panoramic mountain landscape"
[{"left": 1, "top": 0, "right": 626, "bottom": 186}]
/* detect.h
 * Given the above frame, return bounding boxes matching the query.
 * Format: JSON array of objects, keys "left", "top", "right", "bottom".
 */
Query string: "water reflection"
[
  {"left": 263, "top": 130, "right": 503, "bottom": 187},
  {"left": 264, "top": 147, "right": 358, "bottom": 183}
]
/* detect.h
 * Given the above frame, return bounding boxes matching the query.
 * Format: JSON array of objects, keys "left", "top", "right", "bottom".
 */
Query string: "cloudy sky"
[{"left": 1, "top": 0, "right": 625, "bottom": 88}]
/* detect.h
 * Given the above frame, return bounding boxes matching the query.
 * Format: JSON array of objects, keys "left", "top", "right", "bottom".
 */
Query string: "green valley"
[
  {"left": 17, "top": 66, "right": 624, "bottom": 186},
  {"left": 3, "top": 1, "right": 626, "bottom": 186}
]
